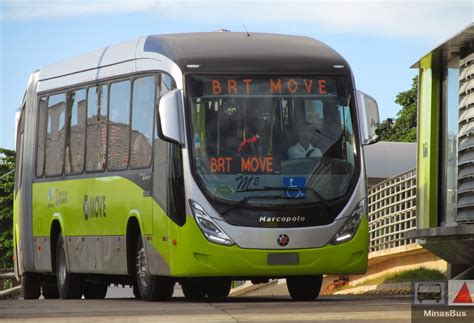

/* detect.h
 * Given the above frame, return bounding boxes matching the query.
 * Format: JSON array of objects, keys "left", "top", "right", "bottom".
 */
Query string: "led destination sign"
[
  {"left": 205, "top": 77, "right": 336, "bottom": 96},
  {"left": 210, "top": 156, "right": 273, "bottom": 174}
]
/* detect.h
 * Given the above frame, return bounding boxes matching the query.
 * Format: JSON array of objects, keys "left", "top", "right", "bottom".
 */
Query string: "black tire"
[
  {"left": 42, "top": 280, "right": 60, "bottom": 299},
  {"left": 56, "top": 233, "right": 82, "bottom": 299},
  {"left": 21, "top": 272, "right": 41, "bottom": 299},
  {"left": 286, "top": 275, "right": 323, "bottom": 301},
  {"left": 133, "top": 282, "right": 142, "bottom": 299},
  {"left": 83, "top": 283, "right": 108, "bottom": 299},
  {"left": 181, "top": 279, "right": 207, "bottom": 301},
  {"left": 135, "top": 236, "right": 174, "bottom": 301},
  {"left": 206, "top": 279, "right": 231, "bottom": 301}
]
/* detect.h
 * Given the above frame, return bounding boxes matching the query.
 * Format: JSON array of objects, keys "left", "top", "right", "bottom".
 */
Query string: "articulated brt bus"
[{"left": 14, "top": 32, "right": 379, "bottom": 301}]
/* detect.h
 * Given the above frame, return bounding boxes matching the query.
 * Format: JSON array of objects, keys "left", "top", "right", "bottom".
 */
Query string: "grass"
[
  {"left": 384, "top": 267, "right": 445, "bottom": 283},
  {"left": 332, "top": 267, "right": 445, "bottom": 292}
]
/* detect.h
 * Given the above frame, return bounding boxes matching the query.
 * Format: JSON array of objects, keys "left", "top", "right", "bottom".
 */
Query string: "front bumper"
[{"left": 156, "top": 215, "right": 369, "bottom": 277}]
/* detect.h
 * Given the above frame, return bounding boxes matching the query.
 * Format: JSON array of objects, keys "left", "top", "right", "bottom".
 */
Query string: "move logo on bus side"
[{"left": 83, "top": 194, "right": 107, "bottom": 220}]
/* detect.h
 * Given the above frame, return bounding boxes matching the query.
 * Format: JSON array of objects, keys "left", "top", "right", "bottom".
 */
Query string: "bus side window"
[
  {"left": 86, "top": 85, "right": 108, "bottom": 172},
  {"left": 108, "top": 80, "right": 131, "bottom": 171},
  {"left": 15, "top": 105, "right": 25, "bottom": 192},
  {"left": 159, "top": 73, "right": 176, "bottom": 97},
  {"left": 153, "top": 73, "right": 184, "bottom": 225},
  {"left": 65, "top": 89, "right": 86, "bottom": 174},
  {"left": 131, "top": 76, "right": 155, "bottom": 169},
  {"left": 153, "top": 136, "right": 169, "bottom": 210},
  {"left": 36, "top": 97, "right": 47, "bottom": 177},
  {"left": 45, "top": 93, "right": 66, "bottom": 177},
  {"left": 153, "top": 138, "right": 185, "bottom": 226},
  {"left": 169, "top": 142, "right": 185, "bottom": 226}
]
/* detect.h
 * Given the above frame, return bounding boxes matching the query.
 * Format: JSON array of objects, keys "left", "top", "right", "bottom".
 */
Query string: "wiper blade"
[
  {"left": 221, "top": 194, "right": 289, "bottom": 215},
  {"left": 313, "top": 128, "right": 335, "bottom": 141},
  {"left": 226, "top": 186, "right": 331, "bottom": 214}
]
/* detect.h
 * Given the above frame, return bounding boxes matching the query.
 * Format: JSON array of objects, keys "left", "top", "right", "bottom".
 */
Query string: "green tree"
[
  {"left": 0, "top": 148, "right": 15, "bottom": 269},
  {"left": 378, "top": 76, "right": 418, "bottom": 142}
]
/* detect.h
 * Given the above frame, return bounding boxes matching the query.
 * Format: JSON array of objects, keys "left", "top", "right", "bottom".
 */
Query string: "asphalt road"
[{"left": 0, "top": 290, "right": 411, "bottom": 322}]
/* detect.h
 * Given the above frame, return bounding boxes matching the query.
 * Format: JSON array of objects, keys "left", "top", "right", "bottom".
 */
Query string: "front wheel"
[
  {"left": 56, "top": 234, "right": 82, "bottom": 299},
  {"left": 135, "top": 236, "right": 174, "bottom": 301},
  {"left": 181, "top": 279, "right": 207, "bottom": 301},
  {"left": 206, "top": 279, "right": 232, "bottom": 300},
  {"left": 286, "top": 275, "right": 323, "bottom": 301}
]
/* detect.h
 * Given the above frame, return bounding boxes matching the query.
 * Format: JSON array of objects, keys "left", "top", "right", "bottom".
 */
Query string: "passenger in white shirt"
[{"left": 288, "top": 124, "right": 322, "bottom": 160}]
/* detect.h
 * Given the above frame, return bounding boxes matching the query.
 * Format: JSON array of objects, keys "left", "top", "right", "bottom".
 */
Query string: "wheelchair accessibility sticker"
[{"left": 283, "top": 177, "right": 306, "bottom": 198}]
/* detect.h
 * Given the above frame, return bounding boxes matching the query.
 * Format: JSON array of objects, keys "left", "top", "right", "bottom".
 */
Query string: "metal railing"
[
  {"left": 368, "top": 168, "right": 417, "bottom": 253},
  {"left": 0, "top": 269, "right": 20, "bottom": 299}
]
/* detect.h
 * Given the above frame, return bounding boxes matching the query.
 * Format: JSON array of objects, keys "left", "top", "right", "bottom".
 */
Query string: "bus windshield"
[{"left": 186, "top": 75, "right": 358, "bottom": 209}]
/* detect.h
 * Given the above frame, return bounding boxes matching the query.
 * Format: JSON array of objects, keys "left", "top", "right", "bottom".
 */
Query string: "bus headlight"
[
  {"left": 189, "top": 200, "right": 235, "bottom": 246},
  {"left": 330, "top": 199, "right": 366, "bottom": 244}
]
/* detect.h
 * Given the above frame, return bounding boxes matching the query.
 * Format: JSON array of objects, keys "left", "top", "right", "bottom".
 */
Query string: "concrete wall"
[{"left": 322, "top": 243, "right": 447, "bottom": 292}]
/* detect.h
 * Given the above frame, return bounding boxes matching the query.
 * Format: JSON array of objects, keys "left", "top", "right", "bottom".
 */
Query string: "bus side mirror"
[
  {"left": 157, "top": 89, "right": 185, "bottom": 145},
  {"left": 356, "top": 90, "right": 380, "bottom": 145}
]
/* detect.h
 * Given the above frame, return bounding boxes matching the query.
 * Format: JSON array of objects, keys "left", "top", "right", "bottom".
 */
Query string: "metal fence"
[{"left": 368, "top": 168, "right": 417, "bottom": 253}]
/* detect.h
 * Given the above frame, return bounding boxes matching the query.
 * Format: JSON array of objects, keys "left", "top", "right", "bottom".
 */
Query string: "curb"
[{"left": 333, "top": 282, "right": 412, "bottom": 295}]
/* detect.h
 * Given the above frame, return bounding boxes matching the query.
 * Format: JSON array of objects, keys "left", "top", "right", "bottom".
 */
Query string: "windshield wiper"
[
  {"left": 313, "top": 128, "right": 335, "bottom": 141},
  {"left": 221, "top": 194, "right": 291, "bottom": 215},
  {"left": 223, "top": 186, "right": 331, "bottom": 215}
]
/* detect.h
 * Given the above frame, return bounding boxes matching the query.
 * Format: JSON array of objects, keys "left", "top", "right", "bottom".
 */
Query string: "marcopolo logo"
[{"left": 259, "top": 216, "right": 306, "bottom": 223}]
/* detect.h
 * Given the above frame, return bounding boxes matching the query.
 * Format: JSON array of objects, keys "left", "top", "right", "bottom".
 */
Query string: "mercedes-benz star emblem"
[{"left": 277, "top": 234, "right": 289, "bottom": 246}]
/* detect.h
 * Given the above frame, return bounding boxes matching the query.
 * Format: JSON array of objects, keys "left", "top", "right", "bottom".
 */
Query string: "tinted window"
[
  {"left": 131, "top": 76, "right": 155, "bottom": 169},
  {"left": 15, "top": 106, "right": 25, "bottom": 191},
  {"left": 108, "top": 80, "right": 131, "bottom": 171},
  {"left": 45, "top": 93, "right": 66, "bottom": 176},
  {"left": 36, "top": 97, "right": 47, "bottom": 177},
  {"left": 86, "top": 85, "right": 108, "bottom": 172},
  {"left": 159, "top": 74, "right": 175, "bottom": 98},
  {"left": 187, "top": 75, "right": 357, "bottom": 205},
  {"left": 65, "top": 89, "right": 87, "bottom": 174}
]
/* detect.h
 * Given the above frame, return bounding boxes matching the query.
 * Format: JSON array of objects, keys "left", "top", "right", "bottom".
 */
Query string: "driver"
[{"left": 288, "top": 123, "right": 322, "bottom": 160}]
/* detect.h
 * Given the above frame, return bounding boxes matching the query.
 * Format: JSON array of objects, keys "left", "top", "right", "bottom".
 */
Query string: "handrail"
[{"left": 368, "top": 168, "right": 417, "bottom": 253}]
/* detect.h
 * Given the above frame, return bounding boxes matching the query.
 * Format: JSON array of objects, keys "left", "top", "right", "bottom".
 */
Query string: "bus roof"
[
  {"left": 143, "top": 32, "right": 350, "bottom": 74},
  {"left": 38, "top": 32, "right": 350, "bottom": 81}
]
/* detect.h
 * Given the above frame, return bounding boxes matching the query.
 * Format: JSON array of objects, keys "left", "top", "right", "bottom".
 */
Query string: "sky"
[{"left": 1, "top": 0, "right": 473, "bottom": 150}]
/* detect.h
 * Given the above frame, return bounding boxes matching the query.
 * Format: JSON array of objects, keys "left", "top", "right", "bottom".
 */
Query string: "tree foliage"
[
  {"left": 378, "top": 76, "right": 418, "bottom": 142},
  {"left": 0, "top": 148, "right": 15, "bottom": 269}
]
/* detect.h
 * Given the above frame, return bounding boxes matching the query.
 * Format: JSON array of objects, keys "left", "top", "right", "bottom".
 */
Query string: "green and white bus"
[{"left": 14, "top": 32, "right": 379, "bottom": 301}]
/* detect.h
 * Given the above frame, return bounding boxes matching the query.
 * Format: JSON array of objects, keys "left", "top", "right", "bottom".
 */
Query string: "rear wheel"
[
  {"left": 135, "top": 236, "right": 174, "bottom": 301},
  {"left": 56, "top": 234, "right": 82, "bottom": 299},
  {"left": 21, "top": 272, "right": 41, "bottom": 299},
  {"left": 206, "top": 279, "right": 232, "bottom": 300},
  {"left": 42, "top": 279, "right": 60, "bottom": 299},
  {"left": 181, "top": 279, "right": 207, "bottom": 300},
  {"left": 83, "top": 282, "right": 108, "bottom": 299},
  {"left": 132, "top": 282, "right": 141, "bottom": 299},
  {"left": 286, "top": 275, "right": 323, "bottom": 301}
]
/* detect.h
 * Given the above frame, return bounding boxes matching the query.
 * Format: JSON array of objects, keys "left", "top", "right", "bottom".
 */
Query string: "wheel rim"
[
  {"left": 136, "top": 244, "right": 151, "bottom": 288},
  {"left": 57, "top": 245, "right": 67, "bottom": 290}
]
